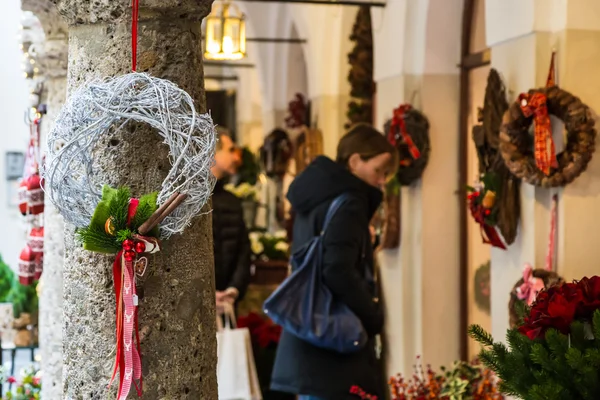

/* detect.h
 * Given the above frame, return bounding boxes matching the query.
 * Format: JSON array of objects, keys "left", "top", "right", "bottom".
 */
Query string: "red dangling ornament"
[
  {"left": 26, "top": 173, "right": 44, "bottom": 215},
  {"left": 28, "top": 226, "right": 44, "bottom": 255},
  {"left": 18, "top": 179, "right": 29, "bottom": 215},
  {"left": 18, "top": 245, "right": 36, "bottom": 285},
  {"left": 34, "top": 253, "right": 43, "bottom": 281}
]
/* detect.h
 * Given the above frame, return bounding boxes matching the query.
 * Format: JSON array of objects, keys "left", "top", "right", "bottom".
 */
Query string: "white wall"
[{"left": 0, "top": 1, "right": 33, "bottom": 271}]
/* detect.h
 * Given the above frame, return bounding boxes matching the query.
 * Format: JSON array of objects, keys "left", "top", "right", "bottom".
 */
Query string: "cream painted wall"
[
  {"left": 373, "top": 0, "right": 462, "bottom": 378},
  {"left": 466, "top": 65, "right": 492, "bottom": 360}
]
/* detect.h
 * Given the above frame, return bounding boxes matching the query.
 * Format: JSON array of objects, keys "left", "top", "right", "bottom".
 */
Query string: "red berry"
[
  {"left": 135, "top": 241, "right": 146, "bottom": 254},
  {"left": 124, "top": 250, "right": 136, "bottom": 261},
  {"left": 122, "top": 239, "right": 134, "bottom": 251}
]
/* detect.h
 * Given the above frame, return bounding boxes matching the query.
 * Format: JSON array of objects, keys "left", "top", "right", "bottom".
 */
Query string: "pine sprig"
[
  {"left": 593, "top": 310, "right": 600, "bottom": 343},
  {"left": 77, "top": 227, "right": 121, "bottom": 253},
  {"left": 116, "top": 229, "right": 133, "bottom": 243},
  {"left": 468, "top": 324, "right": 494, "bottom": 347},
  {"left": 109, "top": 187, "right": 131, "bottom": 230},
  {"left": 131, "top": 192, "right": 158, "bottom": 231}
]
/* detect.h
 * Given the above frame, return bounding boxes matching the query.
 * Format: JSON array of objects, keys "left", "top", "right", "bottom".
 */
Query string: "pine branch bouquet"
[{"left": 470, "top": 276, "right": 600, "bottom": 399}]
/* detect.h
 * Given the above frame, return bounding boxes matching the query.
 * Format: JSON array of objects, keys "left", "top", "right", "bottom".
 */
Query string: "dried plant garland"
[{"left": 499, "top": 86, "right": 596, "bottom": 188}]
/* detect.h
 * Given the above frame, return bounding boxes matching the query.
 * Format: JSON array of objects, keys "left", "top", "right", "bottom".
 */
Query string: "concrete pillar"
[
  {"left": 20, "top": 1, "right": 68, "bottom": 397},
  {"left": 487, "top": 0, "right": 600, "bottom": 342},
  {"left": 51, "top": 0, "right": 217, "bottom": 397}
]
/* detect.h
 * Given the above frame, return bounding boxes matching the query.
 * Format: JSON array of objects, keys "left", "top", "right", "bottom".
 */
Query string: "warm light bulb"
[
  {"left": 29, "top": 59, "right": 35, "bottom": 64},
  {"left": 207, "top": 41, "right": 220, "bottom": 54},
  {"left": 23, "top": 72, "right": 28, "bottom": 78},
  {"left": 222, "top": 36, "right": 233, "bottom": 54}
]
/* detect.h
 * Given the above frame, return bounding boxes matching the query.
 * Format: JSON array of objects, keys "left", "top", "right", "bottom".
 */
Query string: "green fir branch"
[
  {"left": 108, "top": 187, "right": 132, "bottom": 230},
  {"left": 593, "top": 310, "right": 600, "bottom": 343},
  {"left": 116, "top": 229, "right": 133, "bottom": 243},
  {"left": 131, "top": 192, "right": 158, "bottom": 231},
  {"left": 468, "top": 324, "right": 494, "bottom": 347},
  {"left": 76, "top": 227, "right": 121, "bottom": 253}
]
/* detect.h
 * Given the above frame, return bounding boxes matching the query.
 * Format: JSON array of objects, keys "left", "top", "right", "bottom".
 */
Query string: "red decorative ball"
[
  {"left": 122, "top": 239, "right": 134, "bottom": 251},
  {"left": 485, "top": 209, "right": 491, "bottom": 216},
  {"left": 124, "top": 250, "right": 136, "bottom": 261},
  {"left": 135, "top": 241, "right": 146, "bottom": 254}
]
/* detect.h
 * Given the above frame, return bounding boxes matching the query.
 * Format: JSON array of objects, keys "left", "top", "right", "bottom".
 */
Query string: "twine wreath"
[
  {"left": 499, "top": 86, "right": 596, "bottom": 188},
  {"left": 44, "top": 72, "right": 216, "bottom": 238}
]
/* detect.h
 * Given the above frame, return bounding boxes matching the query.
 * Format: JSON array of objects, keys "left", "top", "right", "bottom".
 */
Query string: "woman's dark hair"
[{"left": 336, "top": 123, "right": 398, "bottom": 174}]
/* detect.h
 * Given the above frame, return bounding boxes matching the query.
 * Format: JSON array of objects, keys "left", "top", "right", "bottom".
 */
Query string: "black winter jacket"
[
  {"left": 212, "top": 180, "right": 251, "bottom": 300},
  {"left": 270, "top": 156, "right": 384, "bottom": 399}
]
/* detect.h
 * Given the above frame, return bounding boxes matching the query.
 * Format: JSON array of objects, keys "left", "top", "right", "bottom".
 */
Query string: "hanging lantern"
[
  {"left": 204, "top": 1, "right": 246, "bottom": 61},
  {"left": 18, "top": 245, "right": 35, "bottom": 285}
]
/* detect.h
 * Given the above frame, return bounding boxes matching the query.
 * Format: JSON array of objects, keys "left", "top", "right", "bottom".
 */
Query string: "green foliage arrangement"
[
  {"left": 0, "top": 255, "right": 15, "bottom": 303},
  {"left": 470, "top": 276, "right": 600, "bottom": 399}
]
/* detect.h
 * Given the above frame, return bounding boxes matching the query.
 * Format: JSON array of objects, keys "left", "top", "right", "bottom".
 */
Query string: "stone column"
[
  {"left": 50, "top": 0, "right": 217, "bottom": 398},
  {"left": 20, "top": 1, "right": 68, "bottom": 398}
]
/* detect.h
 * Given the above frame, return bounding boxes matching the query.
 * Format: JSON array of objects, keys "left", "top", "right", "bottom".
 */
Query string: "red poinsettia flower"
[
  {"left": 519, "top": 277, "right": 600, "bottom": 340},
  {"left": 238, "top": 312, "right": 283, "bottom": 348},
  {"left": 237, "top": 312, "right": 266, "bottom": 332}
]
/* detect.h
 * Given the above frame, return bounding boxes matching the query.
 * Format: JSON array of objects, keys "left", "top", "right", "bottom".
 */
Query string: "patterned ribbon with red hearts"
[
  {"left": 108, "top": 199, "right": 160, "bottom": 399},
  {"left": 518, "top": 92, "right": 558, "bottom": 176},
  {"left": 388, "top": 104, "right": 421, "bottom": 163}
]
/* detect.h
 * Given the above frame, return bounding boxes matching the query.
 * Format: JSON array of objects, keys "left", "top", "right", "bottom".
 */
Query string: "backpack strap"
[{"left": 321, "top": 193, "right": 353, "bottom": 235}]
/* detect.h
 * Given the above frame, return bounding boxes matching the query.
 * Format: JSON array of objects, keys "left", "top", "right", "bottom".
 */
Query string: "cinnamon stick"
[
  {"left": 145, "top": 193, "right": 189, "bottom": 233},
  {"left": 138, "top": 192, "right": 179, "bottom": 235}
]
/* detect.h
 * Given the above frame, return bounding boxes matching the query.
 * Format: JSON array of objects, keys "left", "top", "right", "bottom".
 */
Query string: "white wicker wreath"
[{"left": 43, "top": 73, "right": 216, "bottom": 238}]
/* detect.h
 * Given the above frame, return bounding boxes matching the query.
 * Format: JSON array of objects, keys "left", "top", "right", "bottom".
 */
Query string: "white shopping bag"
[{"left": 217, "top": 305, "right": 262, "bottom": 400}]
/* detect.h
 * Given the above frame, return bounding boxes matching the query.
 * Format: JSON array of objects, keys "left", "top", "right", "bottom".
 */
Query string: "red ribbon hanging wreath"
[{"left": 388, "top": 104, "right": 421, "bottom": 164}]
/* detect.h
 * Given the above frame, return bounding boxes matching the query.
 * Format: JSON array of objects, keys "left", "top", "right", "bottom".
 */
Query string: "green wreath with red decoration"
[{"left": 467, "top": 172, "right": 506, "bottom": 249}]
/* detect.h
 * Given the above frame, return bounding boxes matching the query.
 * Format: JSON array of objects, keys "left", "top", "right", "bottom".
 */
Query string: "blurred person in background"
[
  {"left": 212, "top": 127, "right": 251, "bottom": 313},
  {"left": 270, "top": 124, "right": 398, "bottom": 400}
]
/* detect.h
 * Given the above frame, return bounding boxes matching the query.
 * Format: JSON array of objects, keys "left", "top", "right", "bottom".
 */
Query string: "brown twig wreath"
[
  {"left": 384, "top": 106, "right": 430, "bottom": 186},
  {"left": 499, "top": 86, "right": 596, "bottom": 187}
]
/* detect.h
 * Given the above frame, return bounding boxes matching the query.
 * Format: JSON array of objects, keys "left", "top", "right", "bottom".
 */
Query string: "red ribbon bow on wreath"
[
  {"left": 518, "top": 92, "right": 558, "bottom": 176},
  {"left": 388, "top": 104, "right": 421, "bottom": 164}
]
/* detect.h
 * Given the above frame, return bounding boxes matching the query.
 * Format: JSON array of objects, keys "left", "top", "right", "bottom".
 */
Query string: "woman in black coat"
[{"left": 270, "top": 125, "right": 398, "bottom": 400}]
